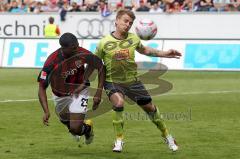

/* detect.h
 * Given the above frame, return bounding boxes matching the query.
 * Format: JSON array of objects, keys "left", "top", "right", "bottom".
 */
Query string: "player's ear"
[{"left": 60, "top": 47, "right": 65, "bottom": 53}]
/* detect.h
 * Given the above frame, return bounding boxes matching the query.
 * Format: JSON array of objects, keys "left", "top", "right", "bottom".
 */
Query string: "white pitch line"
[
  {"left": 0, "top": 99, "right": 52, "bottom": 103},
  {"left": 0, "top": 90, "right": 240, "bottom": 103}
]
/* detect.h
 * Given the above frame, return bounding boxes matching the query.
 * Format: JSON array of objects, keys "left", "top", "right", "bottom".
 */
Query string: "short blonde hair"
[{"left": 116, "top": 9, "right": 136, "bottom": 21}]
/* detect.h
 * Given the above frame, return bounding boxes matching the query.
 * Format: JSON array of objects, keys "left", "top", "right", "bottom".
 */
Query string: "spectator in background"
[
  {"left": 84, "top": 0, "right": 98, "bottom": 12},
  {"left": 60, "top": 1, "right": 68, "bottom": 21},
  {"left": 21, "top": 2, "right": 29, "bottom": 12},
  {"left": 228, "top": 0, "right": 240, "bottom": 11},
  {"left": 224, "top": 2, "right": 236, "bottom": 11},
  {"left": 149, "top": 2, "right": 163, "bottom": 12},
  {"left": 147, "top": 0, "right": 160, "bottom": 8},
  {"left": 69, "top": 2, "right": 81, "bottom": 11},
  {"left": 33, "top": 2, "right": 43, "bottom": 13},
  {"left": 0, "top": 2, "right": 7, "bottom": 12},
  {"left": 70, "top": 0, "right": 84, "bottom": 8},
  {"left": 98, "top": 0, "right": 106, "bottom": 11},
  {"left": 181, "top": 0, "right": 196, "bottom": 12},
  {"left": 42, "top": 0, "right": 59, "bottom": 12},
  {"left": 197, "top": 0, "right": 215, "bottom": 11},
  {"left": 164, "top": 2, "right": 174, "bottom": 12},
  {"left": 8, "top": 0, "right": 20, "bottom": 12},
  {"left": 57, "top": 0, "right": 65, "bottom": 8},
  {"left": 108, "top": 0, "right": 122, "bottom": 11},
  {"left": 44, "top": 16, "right": 60, "bottom": 38},
  {"left": 136, "top": 0, "right": 150, "bottom": 11},
  {"left": 122, "top": 0, "right": 134, "bottom": 10},
  {"left": 115, "top": 2, "right": 124, "bottom": 11},
  {"left": 99, "top": 0, "right": 112, "bottom": 16},
  {"left": 172, "top": 1, "right": 182, "bottom": 12},
  {"left": 28, "top": 1, "right": 36, "bottom": 12},
  {"left": 162, "top": 0, "right": 184, "bottom": 13},
  {"left": 212, "top": 0, "right": 230, "bottom": 11}
]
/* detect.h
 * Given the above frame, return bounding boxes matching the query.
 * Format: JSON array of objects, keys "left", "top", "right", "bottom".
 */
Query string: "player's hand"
[
  {"left": 164, "top": 49, "right": 182, "bottom": 58},
  {"left": 92, "top": 95, "right": 101, "bottom": 110},
  {"left": 43, "top": 112, "right": 50, "bottom": 126}
]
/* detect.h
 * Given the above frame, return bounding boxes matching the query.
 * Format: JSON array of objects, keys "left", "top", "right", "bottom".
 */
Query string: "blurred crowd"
[{"left": 0, "top": 0, "right": 240, "bottom": 13}]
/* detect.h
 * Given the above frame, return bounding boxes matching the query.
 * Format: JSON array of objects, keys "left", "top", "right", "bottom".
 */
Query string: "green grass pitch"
[{"left": 0, "top": 68, "right": 239, "bottom": 159}]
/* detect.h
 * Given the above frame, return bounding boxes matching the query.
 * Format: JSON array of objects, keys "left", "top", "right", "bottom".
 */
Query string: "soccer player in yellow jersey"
[{"left": 95, "top": 9, "right": 181, "bottom": 152}]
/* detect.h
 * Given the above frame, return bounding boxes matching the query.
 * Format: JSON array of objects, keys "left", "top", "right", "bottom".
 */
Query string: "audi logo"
[{"left": 77, "top": 18, "right": 115, "bottom": 39}]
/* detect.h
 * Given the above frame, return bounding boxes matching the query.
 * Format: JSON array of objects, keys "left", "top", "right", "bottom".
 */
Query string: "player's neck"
[{"left": 112, "top": 31, "right": 128, "bottom": 40}]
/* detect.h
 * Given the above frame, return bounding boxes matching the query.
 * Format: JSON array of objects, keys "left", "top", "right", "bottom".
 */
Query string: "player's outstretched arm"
[
  {"left": 92, "top": 67, "right": 105, "bottom": 110},
  {"left": 137, "top": 46, "right": 182, "bottom": 59},
  {"left": 38, "top": 83, "right": 50, "bottom": 126},
  {"left": 83, "top": 54, "right": 106, "bottom": 110}
]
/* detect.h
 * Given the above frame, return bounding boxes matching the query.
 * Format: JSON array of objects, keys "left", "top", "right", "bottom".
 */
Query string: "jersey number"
[{"left": 81, "top": 98, "right": 88, "bottom": 107}]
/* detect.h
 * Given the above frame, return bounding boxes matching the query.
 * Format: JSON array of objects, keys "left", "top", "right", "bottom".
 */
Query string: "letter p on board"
[{"left": 8, "top": 42, "right": 24, "bottom": 65}]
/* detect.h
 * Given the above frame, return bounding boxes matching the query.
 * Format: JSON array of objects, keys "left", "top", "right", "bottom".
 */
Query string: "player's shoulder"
[
  {"left": 78, "top": 47, "right": 92, "bottom": 54},
  {"left": 46, "top": 49, "right": 59, "bottom": 60},
  {"left": 128, "top": 32, "right": 140, "bottom": 40},
  {"left": 100, "top": 34, "right": 113, "bottom": 42},
  {"left": 44, "top": 48, "right": 61, "bottom": 66},
  {"left": 97, "top": 34, "right": 114, "bottom": 48}
]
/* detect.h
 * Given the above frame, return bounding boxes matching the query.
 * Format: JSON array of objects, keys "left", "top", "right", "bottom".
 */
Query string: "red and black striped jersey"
[{"left": 37, "top": 47, "right": 91, "bottom": 96}]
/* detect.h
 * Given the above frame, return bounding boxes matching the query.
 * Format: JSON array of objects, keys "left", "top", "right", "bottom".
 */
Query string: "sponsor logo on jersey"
[{"left": 114, "top": 49, "right": 130, "bottom": 60}]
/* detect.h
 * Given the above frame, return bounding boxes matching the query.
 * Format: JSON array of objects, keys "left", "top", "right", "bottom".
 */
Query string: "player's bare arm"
[
  {"left": 137, "top": 45, "right": 182, "bottom": 59},
  {"left": 73, "top": 53, "right": 106, "bottom": 110},
  {"left": 88, "top": 54, "right": 106, "bottom": 110},
  {"left": 38, "top": 83, "right": 50, "bottom": 126}
]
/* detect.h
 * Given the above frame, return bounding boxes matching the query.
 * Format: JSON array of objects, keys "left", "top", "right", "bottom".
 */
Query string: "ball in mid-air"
[{"left": 135, "top": 19, "right": 158, "bottom": 40}]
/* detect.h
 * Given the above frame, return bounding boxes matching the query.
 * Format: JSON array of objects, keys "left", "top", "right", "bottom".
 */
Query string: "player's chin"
[
  {"left": 126, "top": 28, "right": 131, "bottom": 32},
  {"left": 122, "top": 28, "right": 129, "bottom": 32}
]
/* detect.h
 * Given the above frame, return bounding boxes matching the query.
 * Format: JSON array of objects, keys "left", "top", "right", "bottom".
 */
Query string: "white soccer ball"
[{"left": 135, "top": 19, "right": 158, "bottom": 40}]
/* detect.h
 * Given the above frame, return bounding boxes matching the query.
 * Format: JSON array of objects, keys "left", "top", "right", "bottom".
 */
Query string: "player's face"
[
  {"left": 61, "top": 42, "right": 79, "bottom": 58},
  {"left": 116, "top": 14, "right": 134, "bottom": 33}
]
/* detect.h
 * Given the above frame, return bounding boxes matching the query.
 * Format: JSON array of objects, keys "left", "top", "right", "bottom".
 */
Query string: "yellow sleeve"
[
  {"left": 94, "top": 40, "right": 104, "bottom": 59},
  {"left": 135, "top": 34, "right": 144, "bottom": 50}
]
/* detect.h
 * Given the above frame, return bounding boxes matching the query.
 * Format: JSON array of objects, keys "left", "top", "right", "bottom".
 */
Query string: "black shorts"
[{"left": 104, "top": 81, "right": 152, "bottom": 106}]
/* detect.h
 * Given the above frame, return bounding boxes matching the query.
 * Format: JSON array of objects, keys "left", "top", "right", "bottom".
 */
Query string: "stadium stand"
[{"left": 0, "top": 0, "right": 239, "bottom": 13}]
